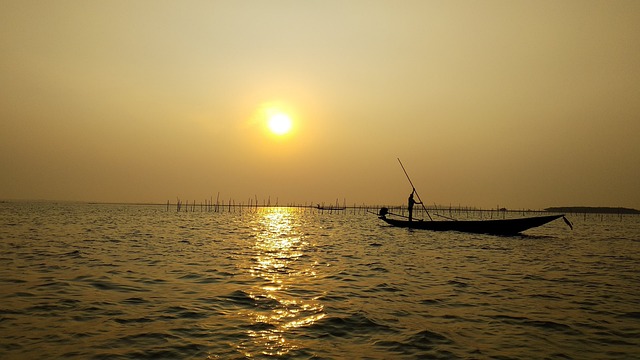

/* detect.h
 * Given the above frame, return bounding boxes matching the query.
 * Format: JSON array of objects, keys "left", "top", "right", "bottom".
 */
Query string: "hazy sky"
[{"left": 2, "top": 0, "right": 639, "bottom": 209}]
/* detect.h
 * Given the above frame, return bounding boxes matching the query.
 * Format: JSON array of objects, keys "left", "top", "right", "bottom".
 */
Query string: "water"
[{"left": 1, "top": 202, "right": 639, "bottom": 359}]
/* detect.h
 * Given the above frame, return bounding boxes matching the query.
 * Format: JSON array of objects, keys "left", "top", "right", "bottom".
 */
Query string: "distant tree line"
[{"left": 545, "top": 206, "right": 640, "bottom": 214}]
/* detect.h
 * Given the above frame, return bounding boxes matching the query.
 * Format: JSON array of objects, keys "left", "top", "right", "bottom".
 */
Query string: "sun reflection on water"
[{"left": 240, "top": 207, "right": 325, "bottom": 357}]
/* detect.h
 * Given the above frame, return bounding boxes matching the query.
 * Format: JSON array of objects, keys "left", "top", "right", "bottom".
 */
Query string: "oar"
[
  {"left": 433, "top": 202, "right": 457, "bottom": 221},
  {"left": 434, "top": 213, "right": 457, "bottom": 221},
  {"left": 397, "top": 158, "right": 433, "bottom": 221},
  {"left": 563, "top": 216, "right": 573, "bottom": 230}
]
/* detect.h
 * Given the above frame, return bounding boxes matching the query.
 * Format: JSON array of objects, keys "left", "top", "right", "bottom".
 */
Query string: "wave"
[
  {"left": 375, "top": 329, "right": 454, "bottom": 357},
  {"left": 305, "top": 311, "right": 396, "bottom": 338}
]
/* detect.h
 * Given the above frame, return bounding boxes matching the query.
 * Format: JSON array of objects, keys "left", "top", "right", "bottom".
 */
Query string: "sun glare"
[{"left": 268, "top": 113, "right": 293, "bottom": 136}]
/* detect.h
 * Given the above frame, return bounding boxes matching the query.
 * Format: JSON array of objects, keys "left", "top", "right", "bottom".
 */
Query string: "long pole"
[{"left": 397, "top": 158, "right": 432, "bottom": 221}]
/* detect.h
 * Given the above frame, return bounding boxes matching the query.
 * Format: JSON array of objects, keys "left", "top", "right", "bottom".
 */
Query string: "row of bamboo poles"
[
  {"left": 168, "top": 196, "right": 369, "bottom": 214},
  {"left": 166, "top": 195, "right": 562, "bottom": 219}
]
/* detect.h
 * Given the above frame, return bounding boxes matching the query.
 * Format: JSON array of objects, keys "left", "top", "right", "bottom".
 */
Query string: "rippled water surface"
[{"left": 1, "top": 202, "right": 639, "bottom": 359}]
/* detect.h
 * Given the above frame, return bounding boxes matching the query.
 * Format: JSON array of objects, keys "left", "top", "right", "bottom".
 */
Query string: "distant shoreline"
[{"left": 545, "top": 206, "right": 640, "bottom": 214}]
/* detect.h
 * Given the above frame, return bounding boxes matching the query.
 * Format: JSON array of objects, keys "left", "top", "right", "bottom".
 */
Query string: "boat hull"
[{"left": 379, "top": 214, "right": 565, "bottom": 235}]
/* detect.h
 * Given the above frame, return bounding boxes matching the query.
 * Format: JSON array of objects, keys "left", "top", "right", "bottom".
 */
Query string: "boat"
[
  {"left": 316, "top": 204, "right": 346, "bottom": 211},
  {"left": 382, "top": 158, "right": 572, "bottom": 235},
  {"left": 317, "top": 199, "right": 346, "bottom": 211},
  {"left": 378, "top": 208, "right": 569, "bottom": 236}
]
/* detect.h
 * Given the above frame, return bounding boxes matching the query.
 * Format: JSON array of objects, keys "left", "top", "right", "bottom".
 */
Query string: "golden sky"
[{"left": 1, "top": 0, "right": 639, "bottom": 209}]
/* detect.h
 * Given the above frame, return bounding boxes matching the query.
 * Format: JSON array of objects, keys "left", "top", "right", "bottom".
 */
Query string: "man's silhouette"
[{"left": 408, "top": 188, "right": 422, "bottom": 222}]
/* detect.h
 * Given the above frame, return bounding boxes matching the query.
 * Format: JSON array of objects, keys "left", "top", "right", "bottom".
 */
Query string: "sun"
[{"left": 267, "top": 112, "right": 293, "bottom": 136}]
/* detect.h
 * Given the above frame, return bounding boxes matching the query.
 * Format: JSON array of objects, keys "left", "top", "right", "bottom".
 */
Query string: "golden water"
[{"left": 1, "top": 202, "right": 639, "bottom": 359}]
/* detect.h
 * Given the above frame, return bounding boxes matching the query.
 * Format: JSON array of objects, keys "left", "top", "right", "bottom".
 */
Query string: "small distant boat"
[
  {"left": 316, "top": 204, "right": 346, "bottom": 211},
  {"left": 378, "top": 208, "right": 569, "bottom": 236},
  {"left": 317, "top": 199, "right": 346, "bottom": 211}
]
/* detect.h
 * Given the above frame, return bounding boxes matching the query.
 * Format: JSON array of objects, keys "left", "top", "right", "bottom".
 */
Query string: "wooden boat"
[
  {"left": 316, "top": 204, "right": 346, "bottom": 210},
  {"left": 383, "top": 158, "right": 573, "bottom": 235},
  {"left": 379, "top": 211, "right": 568, "bottom": 236},
  {"left": 316, "top": 201, "right": 346, "bottom": 211}
]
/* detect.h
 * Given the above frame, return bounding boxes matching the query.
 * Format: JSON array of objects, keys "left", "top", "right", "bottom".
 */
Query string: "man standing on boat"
[{"left": 408, "top": 188, "right": 422, "bottom": 222}]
